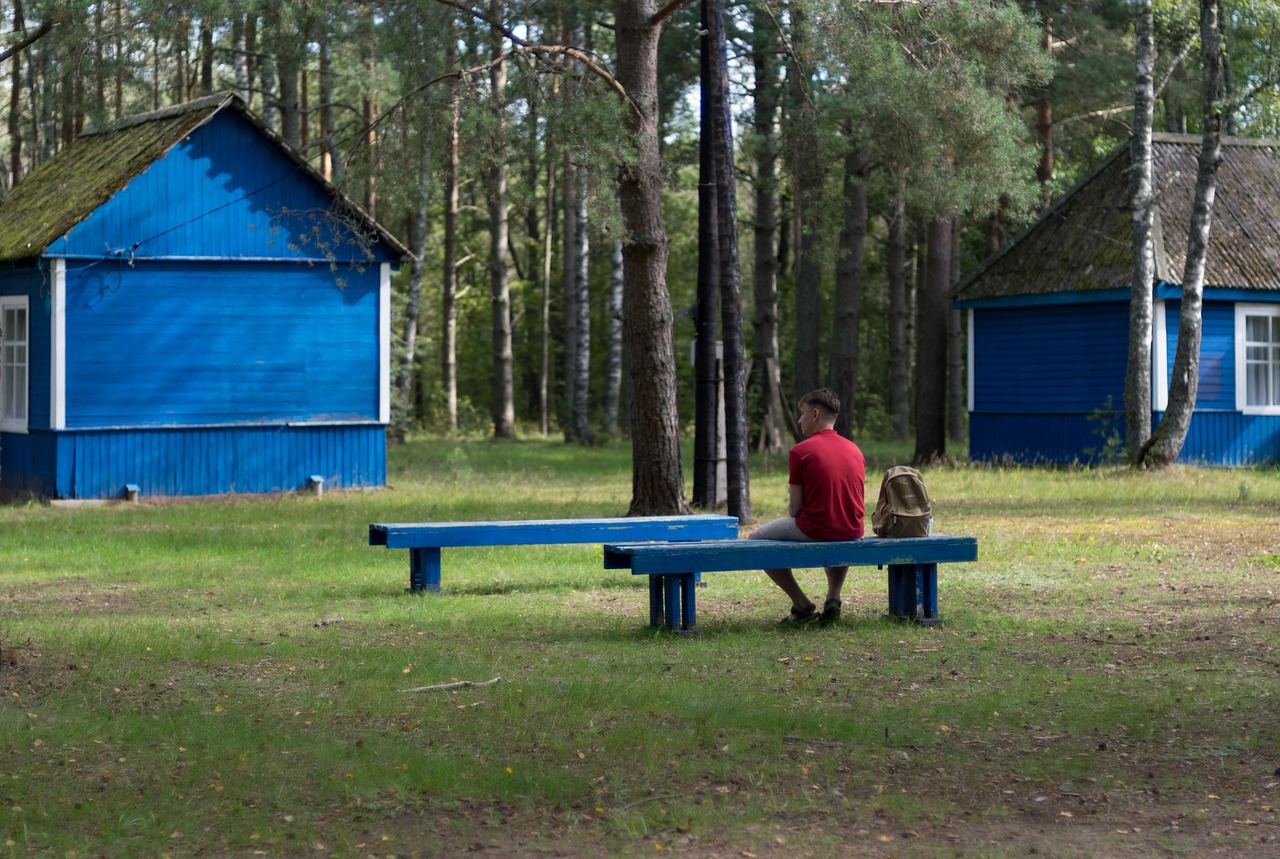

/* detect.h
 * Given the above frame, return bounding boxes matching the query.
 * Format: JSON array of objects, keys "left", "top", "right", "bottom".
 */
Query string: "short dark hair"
[{"left": 800, "top": 388, "right": 840, "bottom": 418}]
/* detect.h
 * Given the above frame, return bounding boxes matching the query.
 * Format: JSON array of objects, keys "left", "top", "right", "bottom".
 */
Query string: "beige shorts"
[{"left": 749, "top": 516, "right": 814, "bottom": 542}]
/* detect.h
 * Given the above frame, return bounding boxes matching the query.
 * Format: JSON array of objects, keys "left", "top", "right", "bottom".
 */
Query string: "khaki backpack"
[{"left": 871, "top": 465, "right": 933, "bottom": 538}]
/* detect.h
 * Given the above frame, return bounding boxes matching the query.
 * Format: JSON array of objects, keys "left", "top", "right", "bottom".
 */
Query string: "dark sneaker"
[
  {"left": 778, "top": 603, "right": 819, "bottom": 625},
  {"left": 818, "top": 598, "right": 841, "bottom": 627}
]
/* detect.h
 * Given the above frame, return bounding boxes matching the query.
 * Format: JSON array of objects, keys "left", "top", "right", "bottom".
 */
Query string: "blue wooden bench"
[
  {"left": 603, "top": 535, "right": 979, "bottom": 631},
  {"left": 369, "top": 515, "right": 740, "bottom": 592}
]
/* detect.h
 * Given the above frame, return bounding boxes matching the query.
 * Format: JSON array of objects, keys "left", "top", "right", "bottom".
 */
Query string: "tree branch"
[{"left": 0, "top": 19, "right": 53, "bottom": 65}]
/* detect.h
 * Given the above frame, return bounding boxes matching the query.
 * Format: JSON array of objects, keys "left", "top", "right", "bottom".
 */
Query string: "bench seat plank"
[
  {"left": 603, "top": 535, "right": 977, "bottom": 574},
  {"left": 371, "top": 515, "right": 738, "bottom": 549}
]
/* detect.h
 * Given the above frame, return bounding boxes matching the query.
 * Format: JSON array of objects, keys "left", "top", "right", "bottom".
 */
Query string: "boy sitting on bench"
[{"left": 748, "top": 388, "right": 866, "bottom": 627}]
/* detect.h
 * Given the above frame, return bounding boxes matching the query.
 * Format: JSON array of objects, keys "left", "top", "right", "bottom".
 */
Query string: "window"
[
  {"left": 1236, "top": 304, "right": 1280, "bottom": 414},
  {"left": 0, "top": 296, "right": 28, "bottom": 432}
]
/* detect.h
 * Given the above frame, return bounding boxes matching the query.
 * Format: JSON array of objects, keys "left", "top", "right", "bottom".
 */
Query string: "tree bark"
[
  {"left": 887, "top": 197, "right": 911, "bottom": 441},
  {"left": 319, "top": 33, "right": 341, "bottom": 182},
  {"left": 693, "top": 0, "right": 722, "bottom": 508},
  {"left": 615, "top": 0, "right": 688, "bottom": 515},
  {"left": 747, "top": 0, "right": 785, "bottom": 453},
  {"left": 828, "top": 144, "right": 867, "bottom": 440},
  {"left": 562, "top": 144, "right": 580, "bottom": 439},
  {"left": 571, "top": 156, "right": 593, "bottom": 442},
  {"left": 788, "top": 6, "right": 823, "bottom": 400},
  {"left": 1125, "top": 0, "right": 1157, "bottom": 463},
  {"left": 914, "top": 217, "right": 951, "bottom": 463},
  {"left": 442, "top": 28, "right": 460, "bottom": 433},
  {"left": 604, "top": 238, "right": 624, "bottom": 436},
  {"left": 947, "top": 217, "right": 965, "bottom": 444},
  {"left": 1139, "top": 0, "right": 1224, "bottom": 468},
  {"left": 8, "top": 0, "right": 25, "bottom": 185},
  {"left": 394, "top": 119, "right": 432, "bottom": 440},
  {"left": 709, "top": 0, "right": 749, "bottom": 523},
  {"left": 487, "top": 0, "right": 515, "bottom": 439}
]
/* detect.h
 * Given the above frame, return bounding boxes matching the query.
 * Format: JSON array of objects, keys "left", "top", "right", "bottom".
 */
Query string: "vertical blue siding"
[
  {"left": 32, "top": 424, "right": 388, "bottom": 498},
  {"left": 48, "top": 111, "right": 397, "bottom": 264},
  {"left": 0, "top": 262, "right": 51, "bottom": 429},
  {"left": 1163, "top": 299, "right": 1235, "bottom": 409},
  {"left": 63, "top": 259, "right": 379, "bottom": 427},
  {"left": 973, "top": 303, "right": 1130, "bottom": 412},
  {"left": 968, "top": 413, "right": 1121, "bottom": 465}
]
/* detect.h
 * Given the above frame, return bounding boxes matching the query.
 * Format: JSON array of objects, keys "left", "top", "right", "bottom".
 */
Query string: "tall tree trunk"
[
  {"left": 828, "top": 144, "right": 867, "bottom": 440},
  {"left": 708, "top": 0, "right": 749, "bottom": 523},
  {"left": 562, "top": 145, "right": 580, "bottom": 440},
  {"left": 1035, "top": 17, "right": 1054, "bottom": 210},
  {"left": 788, "top": 8, "right": 823, "bottom": 400},
  {"left": 233, "top": 13, "right": 250, "bottom": 105},
  {"left": 914, "top": 217, "right": 951, "bottom": 463},
  {"left": 1125, "top": 0, "right": 1157, "bottom": 463},
  {"left": 616, "top": 0, "right": 688, "bottom": 515},
  {"left": 200, "top": 20, "right": 213, "bottom": 95},
  {"left": 887, "top": 197, "right": 911, "bottom": 441},
  {"left": 395, "top": 121, "right": 432, "bottom": 440},
  {"left": 319, "top": 33, "right": 341, "bottom": 182},
  {"left": 571, "top": 158, "right": 593, "bottom": 441},
  {"left": 947, "top": 217, "right": 965, "bottom": 443},
  {"left": 748, "top": 1, "right": 785, "bottom": 453},
  {"left": 604, "top": 238, "right": 624, "bottom": 436},
  {"left": 541, "top": 159, "right": 556, "bottom": 435},
  {"left": 487, "top": 0, "right": 515, "bottom": 439},
  {"left": 442, "top": 27, "right": 460, "bottom": 433},
  {"left": 693, "top": 0, "right": 721, "bottom": 508},
  {"left": 1139, "top": 0, "right": 1224, "bottom": 468},
  {"left": 8, "top": 0, "right": 24, "bottom": 185}
]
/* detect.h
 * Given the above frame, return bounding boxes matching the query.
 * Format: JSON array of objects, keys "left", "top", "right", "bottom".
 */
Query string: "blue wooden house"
[
  {"left": 0, "top": 93, "right": 408, "bottom": 498},
  {"left": 955, "top": 133, "right": 1280, "bottom": 466}
]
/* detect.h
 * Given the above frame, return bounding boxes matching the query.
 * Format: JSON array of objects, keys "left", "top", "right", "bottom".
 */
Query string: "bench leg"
[
  {"left": 886, "top": 563, "right": 940, "bottom": 625},
  {"left": 648, "top": 574, "right": 699, "bottom": 632},
  {"left": 409, "top": 547, "right": 443, "bottom": 593}
]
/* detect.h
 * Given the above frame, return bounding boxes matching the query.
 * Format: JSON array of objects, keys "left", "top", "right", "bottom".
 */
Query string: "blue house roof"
[
  {"left": 956, "top": 134, "right": 1280, "bottom": 305},
  {"left": 0, "top": 92, "right": 410, "bottom": 264}
]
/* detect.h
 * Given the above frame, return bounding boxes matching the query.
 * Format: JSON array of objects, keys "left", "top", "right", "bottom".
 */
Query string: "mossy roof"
[
  {"left": 956, "top": 133, "right": 1280, "bottom": 301},
  {"left": 0, "top": 92, "right": 409, "bottom": 262}
]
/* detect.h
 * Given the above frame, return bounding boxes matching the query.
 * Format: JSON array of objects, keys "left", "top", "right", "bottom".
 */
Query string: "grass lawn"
[{"left": 2, "top": 437, "right": 1279, "bottom": 858}]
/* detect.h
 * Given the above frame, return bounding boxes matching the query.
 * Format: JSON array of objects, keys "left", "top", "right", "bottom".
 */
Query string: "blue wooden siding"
[
  {"left": 968, "top": 413, "right": 1118, "bottom": 464},
  {"left": 1162, "top": 299, "right": 1235, "bottom": 410},
  {"left": 0, "top": 262, "right": 50, "bottom": 429},
  {"left": 63, "top": 259, "right": 379, "bottom": 427},
  {"left": 31, "top": 423, "right": 385, "bottom": 498},
  {"left": 47, "top": 110, "right": 396, "bottom": 264},
  {"left": 972, "top": 303, "right": 1130, "bottom": 412}
]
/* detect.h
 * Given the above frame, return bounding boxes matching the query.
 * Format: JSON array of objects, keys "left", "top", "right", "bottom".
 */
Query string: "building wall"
[
  {"left": 48, "top": 110, "right": 394, "bottom": 265},
  {"left": 969, "top": 298, "right": 1280, "bottom": 465},
  {"left": 62, "top": 259, "right": 380, "bottom": 427}
]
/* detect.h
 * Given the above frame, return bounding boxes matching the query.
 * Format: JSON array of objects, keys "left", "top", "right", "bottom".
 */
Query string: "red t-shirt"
[{"left": 789, "top": 429, "right": 866, "bottom": 540}]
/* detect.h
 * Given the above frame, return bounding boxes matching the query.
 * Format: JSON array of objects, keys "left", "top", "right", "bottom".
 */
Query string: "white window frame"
[
  {"left": 1235, "top": 303, "right": 1280, "bottom": 415},
  {"left": 0, "top": 294, "right": 30, "bottom": 433},
  {"left": 1153, "top": 301, "right": 1168, "bottom": 412}
]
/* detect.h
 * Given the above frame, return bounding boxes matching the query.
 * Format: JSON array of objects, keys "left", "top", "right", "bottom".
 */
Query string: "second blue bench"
[
  {"left": 370, "top": 515, "right": 740, "bottom": 592},
  {"left": 604, "top": 535, "right": 979, "bottom": 631}
]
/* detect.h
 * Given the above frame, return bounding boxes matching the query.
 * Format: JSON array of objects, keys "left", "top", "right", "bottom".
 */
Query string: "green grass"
[{"left": 2, "top": 437, "right": 1280, "bottom": 857}]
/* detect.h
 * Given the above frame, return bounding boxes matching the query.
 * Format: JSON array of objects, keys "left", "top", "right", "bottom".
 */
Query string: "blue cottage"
[
  {"left": 0, "top": 94, "right": 408, "bottom": 498},
  {"left": 955, "top": 134, "right": 1280, "bottom": 466}
]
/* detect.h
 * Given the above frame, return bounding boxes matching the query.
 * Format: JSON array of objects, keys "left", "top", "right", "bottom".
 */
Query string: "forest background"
[{"left": 3, "top": 0, "right": 1278, "bottom": 489}]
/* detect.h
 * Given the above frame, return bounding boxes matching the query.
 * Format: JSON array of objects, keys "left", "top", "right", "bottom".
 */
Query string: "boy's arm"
[{"left": 788, "top": 483, "right": 804, "bottom": 518}]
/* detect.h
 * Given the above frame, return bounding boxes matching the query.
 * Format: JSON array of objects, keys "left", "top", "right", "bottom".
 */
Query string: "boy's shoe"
[
  {"left": 778, "top": 603, "right": 819, "bottom": 625},
  {"left": 818, "top": 598, "right": 841, "bottom": 627}
]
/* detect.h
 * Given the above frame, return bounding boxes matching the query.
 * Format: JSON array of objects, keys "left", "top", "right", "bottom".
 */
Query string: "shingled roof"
[
  {"left": 0, "top": 92, "right": 409, "bottom": 262},
  {"left": 956, "top": 133, "right": 1280, "bottom": 301}
]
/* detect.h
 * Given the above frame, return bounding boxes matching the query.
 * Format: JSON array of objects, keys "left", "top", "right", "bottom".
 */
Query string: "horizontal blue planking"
[
  {"left": 49, "top": 110, "right": 397, "bottom": 264},
  {"left": 64, "top": 259, "right": 379, "bottom": 427},
  {"left": 1163, "top": 299, "right": 1235, "bottom": 409},
  {"left": 973, "top": 303, "right": 1130, "bottom": 412},
  {"left": 370, "top": 516, "right": 740, "bottom": 549},
  {"left": 603, "top": 536, "right": 978, "bottom": 574},
  {"left": 971, "top": 410, "right": 1280, "bottom": 465},
  {"left": 35, "top": 423, "right": 386, "bottom": 498}
]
